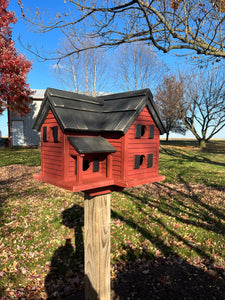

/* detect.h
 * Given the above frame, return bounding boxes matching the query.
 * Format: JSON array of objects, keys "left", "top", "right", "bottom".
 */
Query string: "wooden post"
[{"left": 84, "top": 193, "right": 111, "bottom": 300}]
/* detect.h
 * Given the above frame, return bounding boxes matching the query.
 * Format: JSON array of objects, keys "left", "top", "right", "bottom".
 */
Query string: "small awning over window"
[{"left": 68, "top": 136, "right": 117, "bottom": 154}]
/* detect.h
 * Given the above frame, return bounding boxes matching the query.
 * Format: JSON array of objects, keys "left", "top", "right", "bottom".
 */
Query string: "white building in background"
[{"left": 8, "top": 89, "right": 45, "bottom": 147}]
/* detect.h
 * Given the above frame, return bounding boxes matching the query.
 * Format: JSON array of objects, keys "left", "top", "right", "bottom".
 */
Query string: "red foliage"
[
  {"left": 170, "top": 0, "right": 181, "bottom": 10},
  {"left": 0, "top": 0, "right": 32, "bottom": 115}
]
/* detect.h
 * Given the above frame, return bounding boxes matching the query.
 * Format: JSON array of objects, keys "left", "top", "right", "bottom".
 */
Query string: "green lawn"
[
  {"left": 0, "top": 148, "right": 41, "bottom": 167},
  {"left": 0, "top": 142, "right": 224, "bottom": 298}
]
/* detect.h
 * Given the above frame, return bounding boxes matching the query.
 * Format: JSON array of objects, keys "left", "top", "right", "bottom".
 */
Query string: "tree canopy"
[
  {"left": 0, "top": 0, "right": 32, "bottom": 115},
  {"left": 155, "top": 75, "right": 186, "bottom": 141},
  {"left": 19, "top": 0, "right": 225, "bottom": 61}
]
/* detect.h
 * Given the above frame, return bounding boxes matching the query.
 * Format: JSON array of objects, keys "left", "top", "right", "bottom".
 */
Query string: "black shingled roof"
[
  {"left": 33, "top": 88, "right": 166, "bottom": 135},
  {"left": 68, "top": 137, "right": 117, "bottom": 154}
]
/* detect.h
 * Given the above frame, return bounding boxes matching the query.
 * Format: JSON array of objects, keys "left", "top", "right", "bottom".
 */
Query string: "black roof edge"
[
  {"left": 145, "top": 90, "right": 166, "bottom": 135},
  {"left": 46, "top": 88, "right": 104, "bottom": 106},
  {"left": 97, "top": 89, "right": 150, "bottom": 101}
]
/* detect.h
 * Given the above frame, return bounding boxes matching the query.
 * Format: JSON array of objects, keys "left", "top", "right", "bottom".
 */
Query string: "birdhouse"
[{"left": 33, "top": 88, "right": 166, "bottom": 195}]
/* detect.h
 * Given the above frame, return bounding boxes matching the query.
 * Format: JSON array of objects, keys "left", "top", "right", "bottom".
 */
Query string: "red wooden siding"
[
  {"left": 64, "top": 132, "right": 112, "bottom": 183},
  {"left": 41, "top": 110, "right": 64, "bottom": 180},
  {"left": 126, "top": 107, "right": 160, "bottom": 180},
  {"left": 102, "top": 134, "right": 123, "bottom": 181}
]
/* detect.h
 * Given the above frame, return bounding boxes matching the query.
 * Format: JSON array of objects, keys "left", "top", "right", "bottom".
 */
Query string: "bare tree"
[
  {"left": 155, "top": 75, "right": 187, "bottom": 141},
  {"left": 19, "top": 0, "right": 225, "bottom": 61},
  {"left": 181, "top": 68, "right": 225, "bottom": 148},
  {"left": 114, "top": 42, "right": 166, "bottom": 92},
  {"left": 53, "top": 38, "right": 110, "bottom": 95}
]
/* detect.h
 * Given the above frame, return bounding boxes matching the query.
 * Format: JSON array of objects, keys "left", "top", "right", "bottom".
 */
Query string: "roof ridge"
[
  {"left": 46, "top": 88, "right": 103, "bottom": 106},
  {"left": 98, "top": 89, "right": 150, "bottom": 101}
]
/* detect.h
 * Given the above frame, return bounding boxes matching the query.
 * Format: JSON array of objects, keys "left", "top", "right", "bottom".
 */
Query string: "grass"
[
  {"left": 0, "top": 148, "right": 40, "bottom": 167},
  {"left": 159, "top": 144, "right": 225, "bottom": 188},
  {"left": 0, "top": 142, "right": 225, "bottom": 298}
]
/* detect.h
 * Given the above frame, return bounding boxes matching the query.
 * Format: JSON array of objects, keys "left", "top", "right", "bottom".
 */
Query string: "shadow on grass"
[
  {"left": 160, "top": 146, "right": 225, "bottom": 168},
  {"left": 123, "top": 182, "right": 224, "bottom": 257},
  {"left": 112, "top": 256, "right": 225, "bottom": 300},
  {"left": 44, "top": 184, "right": 225, "bottom": 299}
]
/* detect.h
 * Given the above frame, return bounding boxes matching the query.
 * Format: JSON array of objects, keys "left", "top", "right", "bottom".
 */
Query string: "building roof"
[
  {"left": 33, "top": 88, "right": 166, "bottom": 134},
  {"left": 31, "top": 89, "right": 46, "bottom": 99}
]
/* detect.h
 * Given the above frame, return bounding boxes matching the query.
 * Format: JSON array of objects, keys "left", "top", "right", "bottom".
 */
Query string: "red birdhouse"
[{"left": 33, "top": 88, "right": 166, "bottom": 195}]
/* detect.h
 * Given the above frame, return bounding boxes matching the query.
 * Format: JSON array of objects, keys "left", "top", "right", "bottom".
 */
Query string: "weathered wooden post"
[
  {"left": 33, "top": 87, "right": 166, "bottom": 300},
  {"left": 84, "top": 193, "right": 111, "bottom": 300}
]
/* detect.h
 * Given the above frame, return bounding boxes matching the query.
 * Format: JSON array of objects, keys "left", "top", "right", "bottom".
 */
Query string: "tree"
[
  {"left": 155, "top": 75, "right": 186, "bottom": 141},
  {"left": 19, "top": 0, "right": 225, "bottom": 61},
  {"left": 0, "top": 0, "right": 32, "bottom": 115},
  {"left": 114, "top": 42, "right": 166, "bottom": 92},
  {"left": 54, "top": 38, "right": 110, "bottom": 95},
  {"left": 181, "top": 68, "right": 225, "bottom": 148}
]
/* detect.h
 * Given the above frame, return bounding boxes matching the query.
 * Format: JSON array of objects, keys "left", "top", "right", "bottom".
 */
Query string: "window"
[
  {"left": 134, "top": 154, "right": 145, "bottom": 169},
  {"left": 52, "top": 126, "right": 58, "bottom": 143},
  {"left": 74, "top": 157, "right": 77, "bottom": 175},
  {"left": 83, "top": 159, "right": 90, "bottom": 171},
  {"left": 136, "top": 124, "right": 146, "bottom": 139},
  {"left": 136, "top": 123, "right": 154, "bottom": 139},
  {"left": 43, "top": 126, "right": 47, "bottom": 142}
]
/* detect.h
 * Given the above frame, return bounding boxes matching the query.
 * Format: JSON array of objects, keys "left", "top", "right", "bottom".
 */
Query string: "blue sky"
[{"left": 0, "top": 0, "right": 224, "bottom": 139}]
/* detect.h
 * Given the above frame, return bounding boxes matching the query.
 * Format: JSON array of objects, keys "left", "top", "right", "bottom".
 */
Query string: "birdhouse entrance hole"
[
  {"left": 83, "top": 159, "right": 90, "bottom": 171},
  {"left": 140, "top": 154, "right": 145, "bottom": 166},
  {"left": 141, "top": 125, "right": 146, "bottom": 137}
]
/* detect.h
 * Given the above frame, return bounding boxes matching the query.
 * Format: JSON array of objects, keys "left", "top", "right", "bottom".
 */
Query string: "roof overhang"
[{"left": 68, "top": 136, "right": 117, "bottom": 154}]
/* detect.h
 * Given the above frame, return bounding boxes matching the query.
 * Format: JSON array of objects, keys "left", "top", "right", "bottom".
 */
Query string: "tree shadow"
[
  {"left": 160, "top": 146, "right": 225, "bottom": 168},
  {"left": 110, "top": 184, "right": 225, "bottom": 299},
  {"left": 123, "top": 182, "right": 224, "bottom": 254},
  {"left": 112, "top": 251, "right": 225, "bottom": 300},
  {"left": 44, "top": 185, "right": 225, "bottom": 299}
]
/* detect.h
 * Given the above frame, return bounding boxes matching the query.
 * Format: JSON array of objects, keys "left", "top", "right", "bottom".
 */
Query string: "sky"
[{"left": 0, "top": 0, "right": 224, "bottom": 139}]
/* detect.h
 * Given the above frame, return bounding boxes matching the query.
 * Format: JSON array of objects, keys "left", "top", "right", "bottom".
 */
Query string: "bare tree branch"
[
  {"left": 18, "top": 0, "right": 225, "bottom": 61},
  {"left": 182, "top": 67, "right": 225, "bottom": 148}
]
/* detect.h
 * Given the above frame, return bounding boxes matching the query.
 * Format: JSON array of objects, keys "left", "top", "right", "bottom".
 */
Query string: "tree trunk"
[
  {"left": 199, "top": 139, "right": 206, "bottom": 149},
  {"left": 166, "top": 131, "right": 169, "bottom": 142}
]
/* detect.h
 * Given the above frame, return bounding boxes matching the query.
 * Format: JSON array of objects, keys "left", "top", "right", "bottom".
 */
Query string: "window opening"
[
  {"left": 141, "top": 126, "right": 146, "bottom": 137},
  {"left": 74, "top": 157, "right": 77, "bottom": 175},
  {"left": 140, "top": 155, "right": 145, "bottom": 166},
  {"left": 52, "top": 126, "right": 58, "bottom": 143},
  {"left": 136, "top": 124, "right": 146, "bottom": 138},
  {"left": 83, "top": 159, "right": 90, "bottom": 171},
  {"left": 134, "top": 154, "right": 145, "bottom": 169},
  {"left": 43, "top": 126, "right": 47, "bottom": 142},
  {"left": 93, "top": 159, "right": 99, "bottom": 172}
]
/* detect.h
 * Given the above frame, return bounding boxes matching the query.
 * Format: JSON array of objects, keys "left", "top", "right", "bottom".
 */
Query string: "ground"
[
  {"left": 64, "top": 259, "right": 225, "bottom": 300},
  {"left": 0, "top": 160, "right": 225, "bottom": 299}
]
